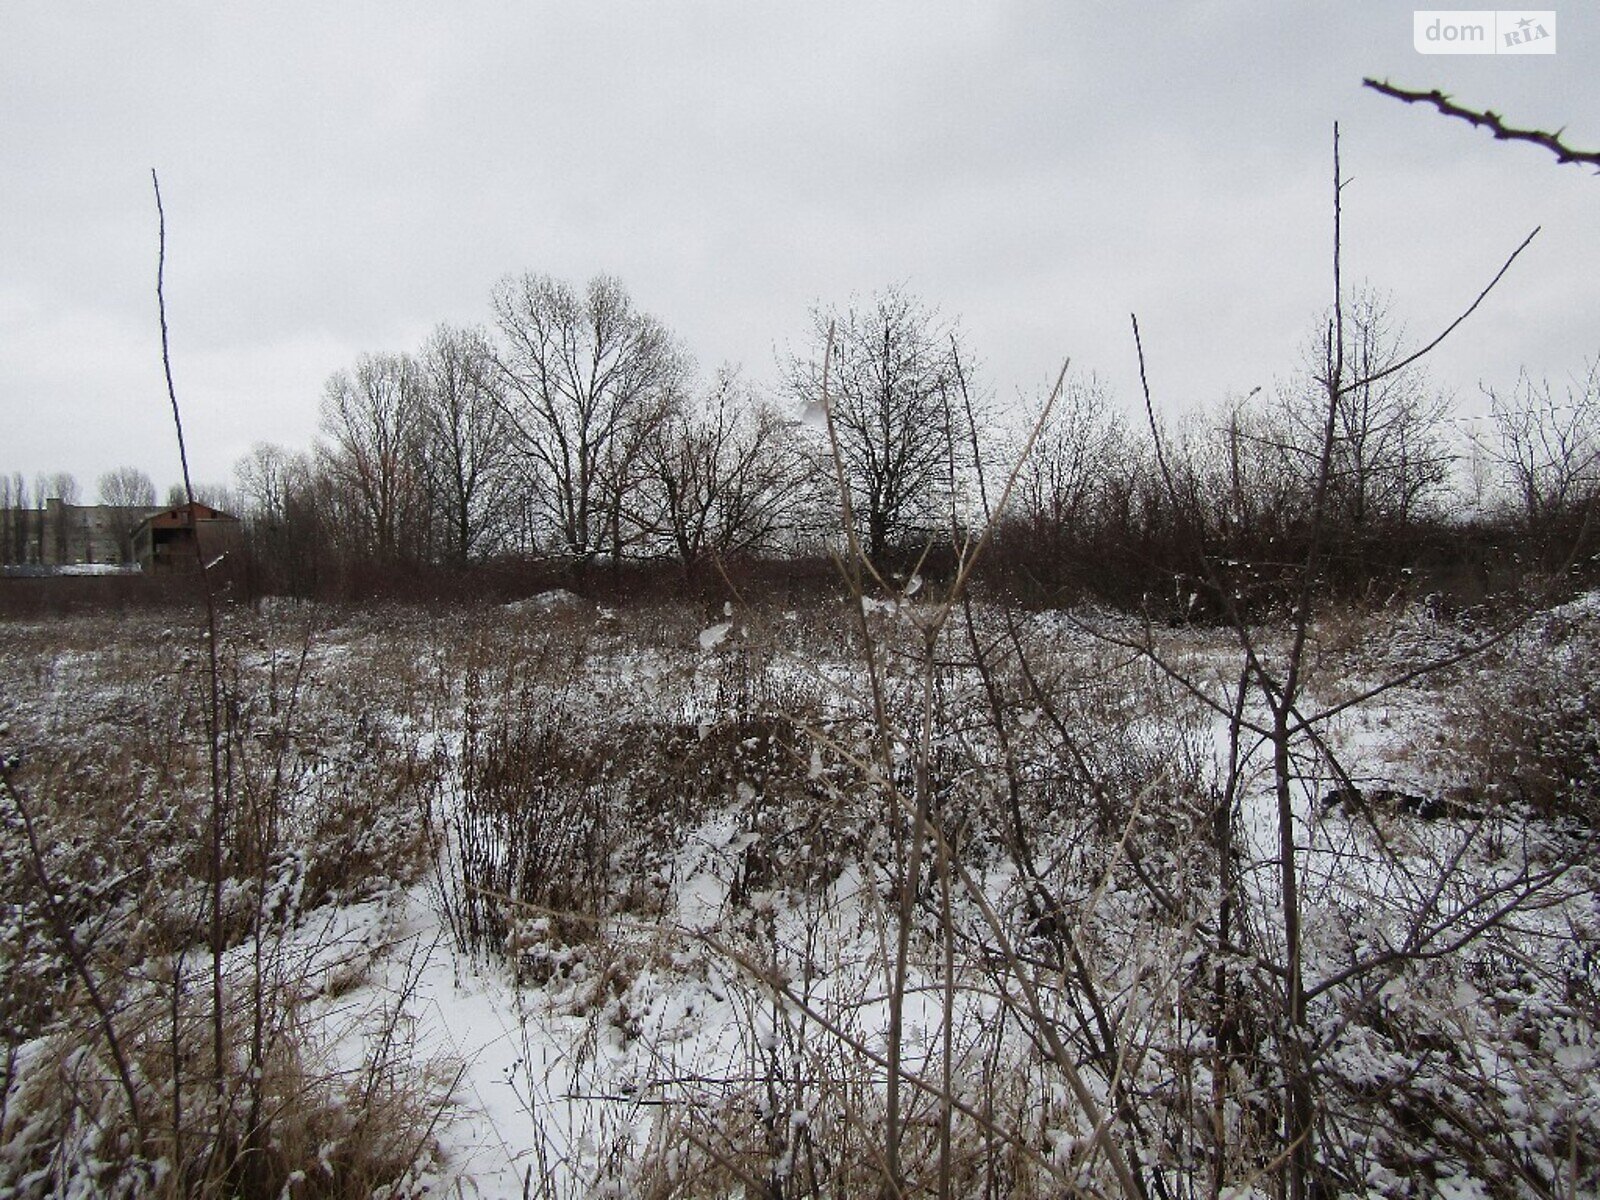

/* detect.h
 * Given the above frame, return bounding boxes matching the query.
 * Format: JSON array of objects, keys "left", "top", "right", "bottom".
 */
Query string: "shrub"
[{"left": 1436, "top": 595, "right": 1600, "bottom": 827}]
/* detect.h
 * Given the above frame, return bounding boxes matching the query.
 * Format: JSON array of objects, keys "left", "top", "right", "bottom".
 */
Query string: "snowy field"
[{"left": 0, "top": 590, "right": 1595, "bottom": 1198}]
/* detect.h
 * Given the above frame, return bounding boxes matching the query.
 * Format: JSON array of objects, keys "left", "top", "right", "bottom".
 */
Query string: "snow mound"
[
  {"left": 699, "top": 621, "right": 733, "bottom": 650},
  {"left": 504, "top": 589, "right": 588, "bottom": 615}
]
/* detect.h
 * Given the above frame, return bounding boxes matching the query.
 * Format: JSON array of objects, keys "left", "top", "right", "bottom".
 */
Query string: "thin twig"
[
  {"left": 1339, "top": 226, "right": 1540, "bottom": 394},
  {"left": 153, "top": 168, "right": 232, "bottom": 1167},
  {"left": 0, "top": 773, "right": 147, "bottom": 1146}
]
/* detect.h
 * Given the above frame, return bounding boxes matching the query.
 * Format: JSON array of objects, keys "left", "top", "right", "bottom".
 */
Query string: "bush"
[{"left": 1438, "top": 594, "right": 1600, "bottom": 827}]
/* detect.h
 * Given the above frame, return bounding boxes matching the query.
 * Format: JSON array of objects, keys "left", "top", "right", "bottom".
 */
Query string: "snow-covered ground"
[{"left": 1, "top": 592, "right": 1595, "bottom": 1197}]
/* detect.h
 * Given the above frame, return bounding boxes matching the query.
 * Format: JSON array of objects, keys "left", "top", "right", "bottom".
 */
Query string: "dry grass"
[
  {"left": 3, "top": 593, "right": 1597, "bottom": 1198},
  {"left": 0, "top": 605, "right": 455, "bottom": 1199}
]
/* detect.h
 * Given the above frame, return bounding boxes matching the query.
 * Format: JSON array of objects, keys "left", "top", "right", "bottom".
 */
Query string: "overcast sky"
[{"left": 2, "top": 3, "right": 1596, "bottom": 500}]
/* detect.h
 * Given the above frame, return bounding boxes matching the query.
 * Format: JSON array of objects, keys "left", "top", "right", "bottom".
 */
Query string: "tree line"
[
  {"left": 228, "top": 278, "right": 990, "bottom": 596},
  {"left": 8, "top": 275, "right": 1598, "bottom": 606},
  {"left": 994, "top": 297, "right": 1598, "bottom": 611}
]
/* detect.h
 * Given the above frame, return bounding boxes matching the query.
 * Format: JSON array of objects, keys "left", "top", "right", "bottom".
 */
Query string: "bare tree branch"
[{"left": 1364, "top": 79, "right": 1600, "bottom": 172}]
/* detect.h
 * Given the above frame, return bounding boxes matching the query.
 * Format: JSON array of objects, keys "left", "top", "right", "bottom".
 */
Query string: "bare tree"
[
  {"left": 1016, "top": 373, "right": 1130, "bottom": 539},
  {"left": 786, "top": 287, "right": 969, "bottom": 565},
  {"left": 1182, "top": 394, "right": 1318, "bottom": 567},
  {"left": 0, "top": 474, "right": 32, "bottom": 564},
  {"left": 164, "top": 482, "right": 239, "bottom": 511},
  {"left": 318, "top": 352, "right": 431, "bottom": 564},
  {"left": 233, "top": 442, "right": 303, "bottom": 527},
  {"left": 35, "top": 472, "right": 80, "bottom": 506},
  {"left": 97, "top": 466, "right": 157, "bottom": 508},
  {"left": 635, "top": 366, "right": 818, "bottom": 572},
  {"left": 418, "top": 323, "right": 516, "bottom": 562},
  {"left": 1484, "top": 362, "right": 1600, "bottom": 544},
  {"left": 233, "top": 441, "right": 329, "bottom": 590},
  {"left": 1281, "top": 290, "right": 1454, "bottom": 535},
  {"left": 32, "top": 472, "right": 82, "bottom": 565},
  {"left": 492, "top": 273, "right": 688, "bottom": 564}
]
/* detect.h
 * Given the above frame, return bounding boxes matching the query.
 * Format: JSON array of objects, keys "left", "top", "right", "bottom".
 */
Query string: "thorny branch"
[{"left": 1364, "top": 78, "right": 1600, "bottom": 173}]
